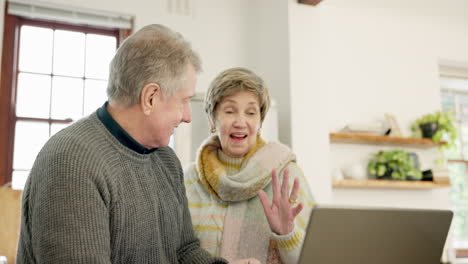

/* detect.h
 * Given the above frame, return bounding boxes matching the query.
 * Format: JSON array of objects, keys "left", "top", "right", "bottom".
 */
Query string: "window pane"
[
  {"left": 461, "top": 125, "right": 468, "bottom": 159},
  {"left": 53, "top": 30, "right": 85, "bottom": 77},
  {"left": 448, "top": 162, "right": 468, "bottom": 201},
  {"left": 452, "top": 203, "right": 468, "bottom": 241},
  {"left": 84, "top": 80, "right": 107, "bottom": 115},
  {"left": 16, "top": 73, "right": 51, "bottom": 118},
  {"left": 51, "top": 76, "right": 84, "bottom": 120},
  {"left": 13, "top": 121, "right": 49, "bottom": 170},
  {"left": 18, "top": 26, "right": 53, "bottom": 74},
  {"left": 441, "top": 92, "right": 455, "bottom": 114},
  {"left": 447, "top": 139, "right": 462, "bottom": 160},
  {"left": 12, "top": 170, "right": 29, "bottom": 190},
  {"left": 458, "top": 95, "right": 468, "bottom": 122},
  {"left": 85, "top": 34, "right": 116, "bottom": 79},
  {"left": 51, "top": 123, "right": 71, "bottom": 136}
]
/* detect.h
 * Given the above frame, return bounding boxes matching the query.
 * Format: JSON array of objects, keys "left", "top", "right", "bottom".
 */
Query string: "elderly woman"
[{"left": 184, "top": 67, "right": 314, "bottom": 264}]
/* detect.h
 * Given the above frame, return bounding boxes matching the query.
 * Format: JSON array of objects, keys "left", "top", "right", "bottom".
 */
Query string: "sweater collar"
[
  {"left": 217, "top": 150, "right": 243, "bottom": 170},
  {"left": 97, "top": 102, "right": 157, "bottom": 155}
]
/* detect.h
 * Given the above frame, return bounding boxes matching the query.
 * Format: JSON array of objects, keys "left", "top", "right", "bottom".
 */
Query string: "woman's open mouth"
[{"left": 230, "top": 133, "right": 247, "bottom": 143}]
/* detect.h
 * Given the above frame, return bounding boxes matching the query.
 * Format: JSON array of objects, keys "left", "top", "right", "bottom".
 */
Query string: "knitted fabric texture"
[
  {"left": 16, "top": 113, "right": 226, "bottom": 264},
  {"left": 196, "top": 135, "right": 295, "bottom": 202},
  {"left": 186, "top": 135, "right": 315, "bottom": 264}
]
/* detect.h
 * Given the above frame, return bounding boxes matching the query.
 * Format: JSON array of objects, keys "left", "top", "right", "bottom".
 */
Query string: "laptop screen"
[{"left": 299, "top": 206, "right": 453, "bottom": 264}]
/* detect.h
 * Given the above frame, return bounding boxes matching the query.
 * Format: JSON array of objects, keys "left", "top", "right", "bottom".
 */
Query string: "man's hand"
[{"left": 258, "top": 168, "right": 303, "bottom": 235}]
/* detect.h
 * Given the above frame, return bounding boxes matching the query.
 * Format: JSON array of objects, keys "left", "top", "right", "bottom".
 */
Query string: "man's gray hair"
[
  {"left": 107, "top": 24, "right": 202, "bottom": 106},
  {"left": 205, "top": 67, "right": 271, "bottom": 124}
]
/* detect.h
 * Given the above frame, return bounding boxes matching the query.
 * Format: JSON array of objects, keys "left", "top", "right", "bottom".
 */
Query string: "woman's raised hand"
[{"left": 258, "top": 168, "right": 303, "bottom": 235}]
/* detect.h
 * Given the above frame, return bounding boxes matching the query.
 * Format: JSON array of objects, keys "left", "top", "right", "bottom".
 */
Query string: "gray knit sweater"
[{"left": 16, "top": 112, "right": 227, "bottom": 264}]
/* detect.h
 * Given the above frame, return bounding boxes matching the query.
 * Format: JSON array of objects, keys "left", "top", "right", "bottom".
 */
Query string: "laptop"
[{"left": 299, "top": 205, "right": 453, "bottom": 264}]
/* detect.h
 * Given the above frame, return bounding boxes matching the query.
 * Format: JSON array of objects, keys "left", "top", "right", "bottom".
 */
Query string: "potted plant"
[
  {"left": 367, "top": 150, "right": 422, "bottom": 180},
  {"left": 411, "top": 111, "right": 457, "bottom": 150}
]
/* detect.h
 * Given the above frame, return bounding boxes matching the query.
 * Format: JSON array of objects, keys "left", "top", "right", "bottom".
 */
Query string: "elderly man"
[{"left": 16, "top": 24, "right": 228, "bottom": 264}]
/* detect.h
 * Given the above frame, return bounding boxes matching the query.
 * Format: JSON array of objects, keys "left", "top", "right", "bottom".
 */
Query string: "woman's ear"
[
  {"left": 207, "top": 116, "right": 216, "bottom": 133},
  {"left": 140, "top": 83, "right": 160, "bottom": 115}
]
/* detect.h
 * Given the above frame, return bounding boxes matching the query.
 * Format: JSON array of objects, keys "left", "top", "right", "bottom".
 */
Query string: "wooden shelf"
[
  {"left": 298, "top": 0, "right": 322, "bottom": 6},
  {"left": 332, "top": 179, "right": 451, "bottom": 189},
  {"left": 330, "top": 132, "right": 444, "bottom": 148}
]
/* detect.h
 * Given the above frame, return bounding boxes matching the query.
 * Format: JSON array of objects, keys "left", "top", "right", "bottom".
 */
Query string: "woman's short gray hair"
[
  {"left": 107, "top": 24, "right": 201, "bottom": 106},
  {"left": 205, "top": 67, "right": 271, "bottom": 124}
]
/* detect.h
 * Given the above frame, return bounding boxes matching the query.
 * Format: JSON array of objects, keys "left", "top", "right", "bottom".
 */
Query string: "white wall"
[
  {"left": 318, "top": 0, "right": 468, "bottom": 135},
  {"left": 288, "top": 2, "right": 332, "bottom": 203},
  {"left": 288, "top": 0, "right": 468, "bottom": 208},
  {"left": 246, "top": 0, "right": 292, "bottom": 146},
  {"left": 176, "top": 0, "right": 293, "bottom": 166}
]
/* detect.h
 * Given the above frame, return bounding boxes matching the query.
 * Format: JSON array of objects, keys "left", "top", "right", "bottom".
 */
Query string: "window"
[
  {"left": 440, "top": 74, "right": 468, "bottom": 258},
  {"left": 0, "top": 3, "right": 132, "bottom": 189}
]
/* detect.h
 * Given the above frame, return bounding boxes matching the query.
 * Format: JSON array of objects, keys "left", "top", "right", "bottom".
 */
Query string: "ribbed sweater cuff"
[
  {"left": 179, "top": 252, "right": 227, "bottom": 264},
  {"left": 271, "top": 225, "right": 303, "bottom": 251},
  {"left": 271, "top": 225, "right": 304, "bottom": 264}
]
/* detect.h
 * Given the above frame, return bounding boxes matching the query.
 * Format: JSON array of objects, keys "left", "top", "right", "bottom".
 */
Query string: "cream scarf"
[{"left": 196, "top": 135, "right": 296, "bottom": 263}]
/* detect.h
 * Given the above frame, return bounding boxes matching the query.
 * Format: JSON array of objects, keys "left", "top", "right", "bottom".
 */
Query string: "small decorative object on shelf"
[
  {"left": 385, "top": 113, "right": 402, "bottom": 137},
  {"left": 411, "top": 111, "right": 457, "bottom": 150},
  {"left": 341, "top": 164, "right": 367, "bottom": 180},
  {"left": 367, "top": 150, "right": 422, "bottom": 181},
  {"left": 425, "top": 167, "right": 451, "bottom": 184},
  {"left": 420, "top": 122, "right": 439, "bottom": 138},
  {"left": 340, "top": 120, "right": 390, "bottom": 135}
]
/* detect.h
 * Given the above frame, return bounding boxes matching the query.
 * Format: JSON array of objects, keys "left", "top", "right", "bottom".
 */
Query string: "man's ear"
[{"left": 140, "top": 83, "right": 161, "bottom": 115}]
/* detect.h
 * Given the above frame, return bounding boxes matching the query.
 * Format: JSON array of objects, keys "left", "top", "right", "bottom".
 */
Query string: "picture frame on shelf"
[{"left": 385, "top": 113, "right": 402, "bottom": 137}]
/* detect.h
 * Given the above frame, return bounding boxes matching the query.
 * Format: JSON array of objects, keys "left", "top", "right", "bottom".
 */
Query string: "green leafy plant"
[
  {"left": 411, "top": 111, "right": 457, "bottom": 150},
  {"left": 368, "top": 150, "right": 422, "bottom": 180}
]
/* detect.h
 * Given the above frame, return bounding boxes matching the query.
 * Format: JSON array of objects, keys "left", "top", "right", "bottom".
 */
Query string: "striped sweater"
[{"left": 185, "top": 148, "right": 315, "bottom": 264}]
